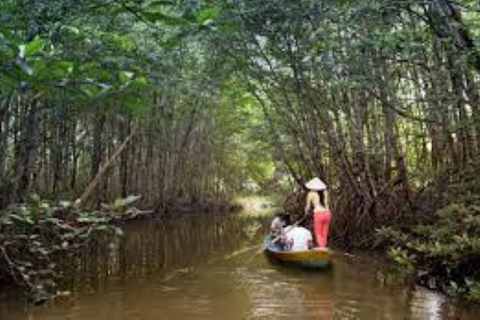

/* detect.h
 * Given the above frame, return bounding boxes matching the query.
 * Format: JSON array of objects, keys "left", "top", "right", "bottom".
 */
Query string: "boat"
[{"left": 264, "top": 236, "right": 332, "bottom": 269}]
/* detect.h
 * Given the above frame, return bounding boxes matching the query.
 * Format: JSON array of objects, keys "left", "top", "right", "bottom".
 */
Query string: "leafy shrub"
[
  {"left": 0, "top": 195, "right": 133, "bottom": 303},
  {"left": 376, "top": 204, "right": 480, "bottom": 300}
]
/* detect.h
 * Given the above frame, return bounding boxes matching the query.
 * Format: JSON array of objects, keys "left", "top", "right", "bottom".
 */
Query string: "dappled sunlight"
[{"left": 234, "top": 194, "right": 282, "bottom": 218}]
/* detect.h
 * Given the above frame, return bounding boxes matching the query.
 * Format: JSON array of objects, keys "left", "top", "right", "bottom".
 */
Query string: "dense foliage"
[
  {"left": 0, "top": 0, "right": 275, "bottom": 211},
  {"left": 206, "top": 0, "right": 480, "bottom": 247},
  {"left": 2, "top": 0, "right": 480, "bottom": 302},
  {"left": 378, "top": 204, "right": 480, "bottom": 301},
  {"left": 376, "top": 161, "right": 480, "bottom": 301}
]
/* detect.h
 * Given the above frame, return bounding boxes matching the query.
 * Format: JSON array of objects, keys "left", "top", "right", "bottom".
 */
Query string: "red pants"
[{"left": 314, "top": 211, "right": 331, "bottom": 247}]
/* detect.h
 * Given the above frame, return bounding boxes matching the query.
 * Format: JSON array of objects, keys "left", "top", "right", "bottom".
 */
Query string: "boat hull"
[{"left": 264, "top": 237, "right": 332, "bottom": 269}]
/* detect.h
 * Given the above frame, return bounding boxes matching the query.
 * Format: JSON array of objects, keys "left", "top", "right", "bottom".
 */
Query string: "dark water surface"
[{"left": 1, "top": 214, "right": 480, "bottom": 319}]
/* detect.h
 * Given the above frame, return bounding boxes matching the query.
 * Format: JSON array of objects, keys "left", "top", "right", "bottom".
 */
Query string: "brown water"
[{"left": 1, "top": 214, "right": 480, "bottom": 319}]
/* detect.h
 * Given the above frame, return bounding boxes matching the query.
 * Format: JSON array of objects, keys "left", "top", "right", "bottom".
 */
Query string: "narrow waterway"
[{"left": 1, "top": 213, "right": 479, "bottom": 319}]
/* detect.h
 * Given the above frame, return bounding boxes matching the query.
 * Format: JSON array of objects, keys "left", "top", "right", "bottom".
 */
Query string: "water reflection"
[
  {"left": 1, "top": 214, "right": 480, "bottom": 319},
  {"left": 241, "top": 268, "right": 333, "bottom": 319}
]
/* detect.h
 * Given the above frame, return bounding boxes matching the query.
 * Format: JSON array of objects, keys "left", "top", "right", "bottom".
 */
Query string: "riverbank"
[
  {"left": 0, "top": 195, "right": 130, "bottom": 304},
  {"left": 0, "top": 193, "right": 242, "bottom": 303},
  {"left": 374, "top": 162, "right": 480, "bottom": 303}
]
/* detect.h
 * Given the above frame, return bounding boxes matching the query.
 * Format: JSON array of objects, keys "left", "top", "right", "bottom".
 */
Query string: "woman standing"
[{"left": 304, "top": 177, "right": 331, "bottom": 248}]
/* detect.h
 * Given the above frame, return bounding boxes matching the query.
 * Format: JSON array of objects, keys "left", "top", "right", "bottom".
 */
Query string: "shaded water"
[{"left": 1, "top": 214, "right": 480, "bottom": 319}]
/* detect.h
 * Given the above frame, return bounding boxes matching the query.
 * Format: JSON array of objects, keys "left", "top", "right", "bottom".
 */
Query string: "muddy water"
[{"left": 1, "top": 214, "right": 480, "bottom": 319}]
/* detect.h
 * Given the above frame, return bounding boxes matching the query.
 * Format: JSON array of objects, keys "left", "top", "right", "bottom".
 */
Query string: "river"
[{"left": 1, "top": 213, "right": 479, "bottom": 319}]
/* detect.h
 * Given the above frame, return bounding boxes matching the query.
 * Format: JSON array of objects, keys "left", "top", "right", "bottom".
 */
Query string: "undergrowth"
[
  {"left": 0, "top": 195, "right": 142, "bottom": 303},
  {"left": 376, "top": 162, "right": 480, "bottom": 302}
]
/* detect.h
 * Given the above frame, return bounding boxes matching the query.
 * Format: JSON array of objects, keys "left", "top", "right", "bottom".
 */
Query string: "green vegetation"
[
  {"left": 378, "top": 203, "right": 480, "bottom": 301},
  {"left": 0, "top": 0, "right": 272, "bottom": 210},
  {"left": 2, "top": 0, "right": 480, "bottom": 303},
  {"left": 0, "top": 195, "right": 130, "bottom": 303},
  {"left": 377, "top": 161, "right": 480, "bottom": 301}
]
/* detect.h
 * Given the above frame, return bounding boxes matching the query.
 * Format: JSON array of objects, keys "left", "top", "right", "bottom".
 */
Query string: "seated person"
[
  {"left": 270, "top": 211, "right": 287, "bottom": 236},
  {"left": 284, "top": 218, "right": 313, "bottom": 252},
  {"left": 270, "top": 211, "right": 289, "bottom": 249}
]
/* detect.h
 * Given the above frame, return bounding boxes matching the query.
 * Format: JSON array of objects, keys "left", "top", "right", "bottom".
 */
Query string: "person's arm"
[
  {"left": 324, "top": 190, "right": 329, "bottom": 209},
  {"left": 304, "top": 192, "right": 312, "bottom": 216}
]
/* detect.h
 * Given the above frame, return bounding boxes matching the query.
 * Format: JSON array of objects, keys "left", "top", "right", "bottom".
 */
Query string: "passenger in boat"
[
  {"left": 270, "top": 211, "right": 289, "bottom": 240},
  {"left": 270, "top": 211, "right": 289, "bottom": 235},
  {"left": 270, "top": 211, "right": 290, "bottom": 250},
  {"left": 284, "top": 217, "right": 313, "bottom": 251},
  {"left": 304, "top": 177, "right": 331, "bottom": 248}
]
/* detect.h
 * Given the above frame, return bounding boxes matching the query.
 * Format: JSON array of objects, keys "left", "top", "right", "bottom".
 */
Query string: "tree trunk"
[{"left": 14, "top": 99, "right": 41, "bottom": 203}]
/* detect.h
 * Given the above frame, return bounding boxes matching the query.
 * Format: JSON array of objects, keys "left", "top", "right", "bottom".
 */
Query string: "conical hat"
[{"left": 305, "top": 177, "right": 327, "bottom": 191}]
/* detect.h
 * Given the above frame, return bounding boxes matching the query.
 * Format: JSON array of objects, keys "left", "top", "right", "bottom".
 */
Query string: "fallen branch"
[{"left": 74, "top": 125, "right": 137, "bottom": 209}]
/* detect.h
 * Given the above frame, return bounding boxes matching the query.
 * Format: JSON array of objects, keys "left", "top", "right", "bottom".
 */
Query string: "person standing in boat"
[{"left": 304, "top": 177, "right": 331, "bottom": 248}]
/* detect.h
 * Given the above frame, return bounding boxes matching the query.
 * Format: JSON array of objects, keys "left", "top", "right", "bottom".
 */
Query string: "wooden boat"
[{"left": 264, "top": 236, "right": 332, "bottom": 269}]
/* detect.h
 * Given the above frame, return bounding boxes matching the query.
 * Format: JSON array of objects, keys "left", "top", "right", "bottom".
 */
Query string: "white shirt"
[{"left": 285, "top": 226, "right": 312, "bottom": 251}]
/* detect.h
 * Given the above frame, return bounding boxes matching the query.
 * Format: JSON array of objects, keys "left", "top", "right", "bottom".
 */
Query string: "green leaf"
[
  {"left": 82, "top": 84, "right": 111, "bottom": 99},
  {"left": 196, "top": 5, "right": 221, "bottom": 25},
  {"left": 31, "top": 60, "right": 74, "bottom": 80},
  {"left": 0, "top": 27, "right": 14, "bottom": 41},
  {"left": 25, "top": 37, "right": 46, "bottom": 57},
  {"left": 119, "top": 71, "right": 134, "bottom": 83},
  {"left": 10, "top": 213, "right": 34, "bottom": 225},
  {"left": 128, "top": 76, "right": 150, "bottom": 89},
  {"left": 143, "top": 12, "right": 185, "bottom": 26}
]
